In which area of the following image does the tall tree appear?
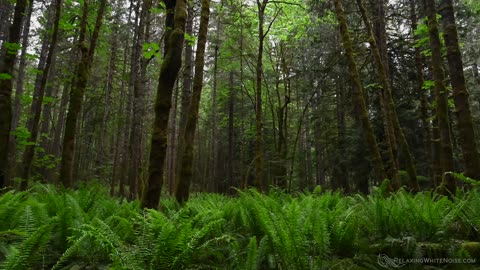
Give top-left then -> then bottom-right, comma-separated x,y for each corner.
59,0 -> 107,187
439,0 -> 480,180
333,0 -> 388,184
0,0 -> 29,188
409,0 -> 432,178
175,0 -> 210,203
20,0 -> 63,189
142,0 -> 187,209
255,0 -> 268,191
423,0 -> 455,193
128,0 -> 153,199
356,0 -> 419,191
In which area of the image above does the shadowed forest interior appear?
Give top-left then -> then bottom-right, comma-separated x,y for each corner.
1,0 -> 480,269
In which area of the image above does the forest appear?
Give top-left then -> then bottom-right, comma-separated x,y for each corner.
1,0 -> 480,268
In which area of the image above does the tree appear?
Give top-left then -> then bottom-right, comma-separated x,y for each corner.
142,0 -> 187,209
423,0 -> 455,194
59,0 -> 107,188
175,0 -> 210,203
356,0 -> 419,191
333,0 -> 388,184
20,0 -> 63,189
439,0 -> 480,180
0,0 -> 29,188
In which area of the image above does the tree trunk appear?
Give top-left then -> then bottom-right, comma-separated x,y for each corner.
255,0 -> 268,191
59,0 -> 107,188
423,0 -> 455,194
211,44 -> 219,192
410,0 -> 432,178
9,0 -> 34,181
228,71 -> 235,192
0,1 -> 13,45
12,0 -> 34,135
174,5 -> 194,193
175,0 -> 210,203
439,0 -> 480,180
333,81 -> 349,192
142,0 -> 187,208
20,0 -> 63,189
0,0 -> 28,188
129,0 -> 152,200
357,0 -> 419,191
333,0 -> 388,183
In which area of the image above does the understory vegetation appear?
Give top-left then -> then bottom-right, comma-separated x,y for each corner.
1,183 -> 480,270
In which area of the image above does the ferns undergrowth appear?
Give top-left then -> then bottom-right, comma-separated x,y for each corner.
0,184 -> 479,269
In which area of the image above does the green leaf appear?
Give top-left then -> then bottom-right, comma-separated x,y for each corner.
3,42 -> 21,55
142,42 -> 161,59
422,80 -> 434,90
184,33 -> 197,46
0,73 -> 13,80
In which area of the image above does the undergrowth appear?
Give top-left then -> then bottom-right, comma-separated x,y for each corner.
0,183 -> 479,269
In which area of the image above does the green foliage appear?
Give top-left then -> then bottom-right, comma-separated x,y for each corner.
0,184 -> 479,269
0,73 -> 13,80
142,42 -> 161,59
3,42 -> 21,55
422,80 -> 435,91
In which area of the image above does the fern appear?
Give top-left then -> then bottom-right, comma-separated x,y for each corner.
2,217 -> 56,270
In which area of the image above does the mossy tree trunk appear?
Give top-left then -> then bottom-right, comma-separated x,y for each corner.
141,0 -> 187,209
333,0 -> 388,183
423,0 -> 456,194
172,5 -> 194,195
439,0 -> 480,180
59,0 -> 107,188
356,0 -> 420,191
175,0 -> 210,203
0,0 -> 28,188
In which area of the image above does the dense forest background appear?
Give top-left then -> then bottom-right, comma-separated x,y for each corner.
1,0 -> 480,206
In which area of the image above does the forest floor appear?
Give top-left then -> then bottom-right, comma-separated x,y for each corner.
1,183 -> 480,269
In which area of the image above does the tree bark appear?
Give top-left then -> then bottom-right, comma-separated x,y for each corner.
439,0 -> 480,180
142,0 -> 187,208
59,0 -> 107,188
0,0 -> 28,188
173,3 -> 195,194
333,0 -> 388,183
175,0 -> 210,203
423,0 -> 455,194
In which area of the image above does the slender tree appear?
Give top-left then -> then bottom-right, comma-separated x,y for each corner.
255,0 -> 268,191
142,0 -> 187,209
20,0 -> 63,189
333,0 -> 388,183
175,0 -> 210,203
59,0 -> 107,187
356,0 -> 419,191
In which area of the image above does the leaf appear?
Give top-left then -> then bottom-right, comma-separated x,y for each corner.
184,33 -> 197,46
422,80 -> 435,90
142,42 -> 161,59
0,73 -> 13,80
